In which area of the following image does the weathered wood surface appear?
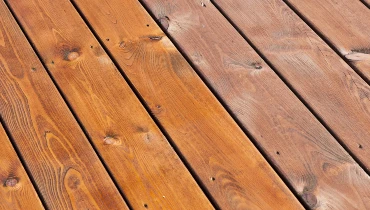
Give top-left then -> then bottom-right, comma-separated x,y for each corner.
213,0 -> 370,171
0,122 -> 44,210
362,0 -> 370,7
0,2 -> 129,209
71,0 -> 304,209
285,0 -> 370,81
6,0 -> 213,209
142,0 -> 370,209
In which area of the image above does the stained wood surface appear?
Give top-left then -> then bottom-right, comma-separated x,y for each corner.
213,0 -> 370,171
0,2 -> 129,209
363,0 -> 370,6
0,122 -> 44,210
285,0 -> 370,81
6,0 -> 213,209
142,0 -> 370,209
70,0 -> 304,209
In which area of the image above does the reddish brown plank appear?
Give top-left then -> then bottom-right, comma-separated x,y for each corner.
0,122 -> 44,210
6,0 -> 213,209
70,0 -> 304,209
0,2 -> 129,209
142,0 -> 370,209
285,0 -> 370,81
213,0 -> 370,171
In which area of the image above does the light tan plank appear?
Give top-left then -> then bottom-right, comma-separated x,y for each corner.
70,0 -> 304,209
6,0 -> 214,209
286,0 -> 370,81
0,2 -> 128,209
142,0 -> 370,209
0,122 -> 44,210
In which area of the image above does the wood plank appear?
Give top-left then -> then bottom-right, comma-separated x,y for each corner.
213,0 -> 370,171
363,0 -> 370,7
285,0 -> 370,81
70,0 -> 304,209
0,122 -> 44,210
142,0 -> 370,209
6,1 -> 213,209
0,2 -> 129,209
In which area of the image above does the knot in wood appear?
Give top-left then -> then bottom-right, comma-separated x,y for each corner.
158,16 -> 170,30
104,136 -> 116,145
5,177 -> 18,187
302,192 -> 317,208
252,62 -> 262,69
67,51 -> 80,61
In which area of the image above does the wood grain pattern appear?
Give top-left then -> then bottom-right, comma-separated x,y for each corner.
285,0 -> 370,81
0,2 -> 128,209
0,122 -> 44,210
362,0 -> 370,7
6,0 -> 213,209
71,0 -> 304,209
213,0 -> 370,172
142,0 -> 370,209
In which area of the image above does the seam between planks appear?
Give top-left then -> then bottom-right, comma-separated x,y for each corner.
3,2 -> 133,209
359,0 -> 370,9
210,0 -> 370,178
0,116 -> 48,209
281,0 -> 370,84
137,0 -> 309,209
280,0 -> 370,172
68,0 -> 220,208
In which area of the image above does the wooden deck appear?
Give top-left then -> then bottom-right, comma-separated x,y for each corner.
0,0 -> 369,209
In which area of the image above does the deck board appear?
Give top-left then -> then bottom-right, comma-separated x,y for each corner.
141,0 -> 370,209
6,0 -> 213,209
70,0 -> 304,209
213,0 -> 370,172
0,122 -> 44,210
1,0 -> 370,209
0,2 -> 128,209
285,0 -> 370,81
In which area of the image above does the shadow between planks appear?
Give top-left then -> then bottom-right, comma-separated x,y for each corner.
283,0 -> 370,83
2,0 -> 370,209
3,0 -> 304,209
0,120 -> 44,209
142,0 -> 370,209
3,0 -> 212,209
0,1 -> 130,209
210,0 -> 370,170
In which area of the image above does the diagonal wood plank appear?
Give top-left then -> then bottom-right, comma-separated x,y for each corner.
141,0 -> 370,209
6,0 -> 213,209
363,0 -> 370,6
284,0 -> 370,81
213,0 -> 370,178
0,122 -> 44,210
70,0 -> 304,209
0,2 -> 129,209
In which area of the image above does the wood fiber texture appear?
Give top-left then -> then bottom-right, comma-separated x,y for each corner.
143,0 -> 370,209
0,123 -> 44,210
286,0 -> 370,81
0,2 -> 128,209
6,0 -> 213,209
71,0 -> 304,209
